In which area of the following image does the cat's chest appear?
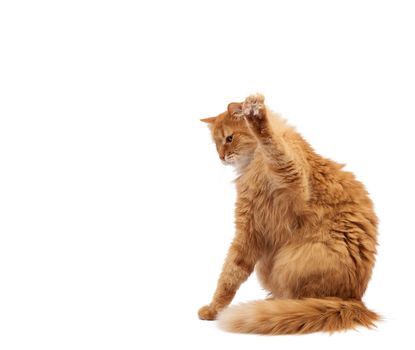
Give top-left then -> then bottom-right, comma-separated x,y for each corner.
236,175 -> 289,233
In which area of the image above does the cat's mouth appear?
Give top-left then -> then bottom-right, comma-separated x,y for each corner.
223,154 -> 238,165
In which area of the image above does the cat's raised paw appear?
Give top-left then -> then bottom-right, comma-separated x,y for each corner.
198,304 -> 218,320
242,93 -> 265,118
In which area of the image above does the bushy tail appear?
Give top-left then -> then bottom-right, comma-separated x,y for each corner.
217,298 -> 379,335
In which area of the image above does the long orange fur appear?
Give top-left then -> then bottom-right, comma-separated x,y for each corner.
198,94 -> 379,335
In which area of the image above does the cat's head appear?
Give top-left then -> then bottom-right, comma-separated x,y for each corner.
201,102 -> 257,168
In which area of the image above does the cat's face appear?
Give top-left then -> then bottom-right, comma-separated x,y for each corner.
201,104 -> 257,168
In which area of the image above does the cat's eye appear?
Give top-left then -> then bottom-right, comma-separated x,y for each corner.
226,135 -> 233,143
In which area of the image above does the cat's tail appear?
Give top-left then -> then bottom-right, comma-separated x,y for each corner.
217,298 -> 379,335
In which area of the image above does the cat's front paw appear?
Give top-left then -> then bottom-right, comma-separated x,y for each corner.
242,93 -> 265,119
198,304 -> 218,320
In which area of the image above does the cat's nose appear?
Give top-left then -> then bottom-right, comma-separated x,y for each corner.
219,153 -> 225,161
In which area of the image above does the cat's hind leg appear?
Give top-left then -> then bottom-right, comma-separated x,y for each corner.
269,241 -> 359,300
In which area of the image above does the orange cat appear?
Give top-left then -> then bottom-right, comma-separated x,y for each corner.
199,94 -> 379,335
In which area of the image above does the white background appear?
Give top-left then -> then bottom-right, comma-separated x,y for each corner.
1,1 -> 414,349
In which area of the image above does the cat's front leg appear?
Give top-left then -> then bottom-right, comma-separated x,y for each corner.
236,94 -> 306,189
198,234 -> 260,320
240,93 -> 273,141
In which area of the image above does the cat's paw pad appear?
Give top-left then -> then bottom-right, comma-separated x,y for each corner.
242,93 -> 265,118
198,305 -> 217,320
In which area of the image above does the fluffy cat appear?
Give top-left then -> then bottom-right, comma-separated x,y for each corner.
199,94 -> 379,335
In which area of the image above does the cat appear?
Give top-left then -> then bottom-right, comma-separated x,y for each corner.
198,94 -> 379,335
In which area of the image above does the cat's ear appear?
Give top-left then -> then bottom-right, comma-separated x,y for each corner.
227,102 -> 243,118
200,117 -> 217,124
